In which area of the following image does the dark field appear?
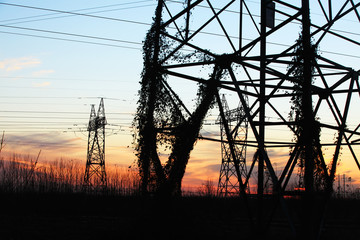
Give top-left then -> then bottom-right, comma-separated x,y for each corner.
0,193 -> 359,240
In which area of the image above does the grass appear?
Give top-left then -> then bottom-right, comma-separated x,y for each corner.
1,152 -> 360,239
0,152 -> 140,195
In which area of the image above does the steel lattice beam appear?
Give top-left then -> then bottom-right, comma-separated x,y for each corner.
138,0 -> 360,237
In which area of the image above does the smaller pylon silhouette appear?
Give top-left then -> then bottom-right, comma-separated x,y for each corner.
83,98 -> 107,191
216,94 -> 249,196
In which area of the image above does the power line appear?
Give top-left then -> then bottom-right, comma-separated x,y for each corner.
5,0 -> 359,36
3,137 -> 131,149
0,24 -> 143,46
0,116 -> 132,121
0,110 -> 132,115
2,5 -> 157,27
0,76 -> 131,82
0,2 -> 152,27
0,102 -> 97,106
2,140 -> 85,148
0,84 -> 136,92
0,0 -> 356,142
0,122 -> 131,126
0,121 -> 126,126
0,31 -> 142,50
0,0 -> 155,24
0,102 -> 131,106
1,126 -> 122,130
6,1 -> 359,39
0,2 -> 151,50
2,27 -> 359,60
0,96 -> 128,100
1,2 -> 358,59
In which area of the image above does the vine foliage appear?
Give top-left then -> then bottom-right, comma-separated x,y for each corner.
133,2 -> 221,196
288,33 -> 327,191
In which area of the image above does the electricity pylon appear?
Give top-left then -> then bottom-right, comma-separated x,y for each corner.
83,98 -> 107,191
216,94 -> 249,196
140,0 -> 360,237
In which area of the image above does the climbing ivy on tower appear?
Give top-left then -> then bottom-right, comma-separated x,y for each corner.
133,0 -> 222,196
288,33 -> 327,191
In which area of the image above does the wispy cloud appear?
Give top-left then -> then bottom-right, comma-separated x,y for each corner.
32,81 -> 51,87
4,133 -> 84,155
32,69 -> 54,77
0,57 -> 41,72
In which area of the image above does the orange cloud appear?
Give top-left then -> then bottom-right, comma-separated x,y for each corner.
182,140 -> 221,187
32,81 -> 51,87
0,57 -> 41,71
2,133 -> 85,162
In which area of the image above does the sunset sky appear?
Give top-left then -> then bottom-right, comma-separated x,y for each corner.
1,0 -> 360,189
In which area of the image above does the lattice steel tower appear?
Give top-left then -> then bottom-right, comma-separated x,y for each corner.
139,0 -> 360,237
217,94 -> 249,196
83,98 -> 107,190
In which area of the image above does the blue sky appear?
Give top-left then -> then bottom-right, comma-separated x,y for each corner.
0,0 -> 157,164
1,0 -> 360,188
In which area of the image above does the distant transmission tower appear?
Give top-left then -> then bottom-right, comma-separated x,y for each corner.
216,94 -> 249,196
83,98 -> 107,191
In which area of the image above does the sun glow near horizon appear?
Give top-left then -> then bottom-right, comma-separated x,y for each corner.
0,0 -> 359,194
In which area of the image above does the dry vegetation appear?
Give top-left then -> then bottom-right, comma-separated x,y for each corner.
0,153 -> 360,240
0,153 -> 140,195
